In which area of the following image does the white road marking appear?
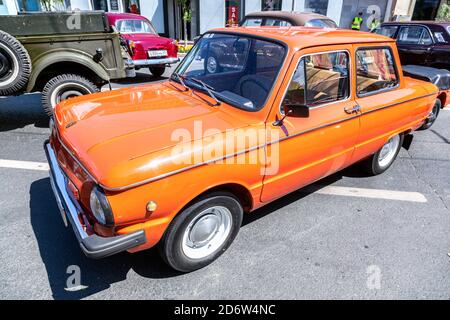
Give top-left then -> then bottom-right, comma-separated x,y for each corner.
305,185 -> 427,203
0,159 -> 428,203
0,159 -> 49,171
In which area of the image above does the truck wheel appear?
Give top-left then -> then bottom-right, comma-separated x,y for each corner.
363,134 -> 404,175
0,31 -> 32,95
419,99 -> 441,130
41,74 -> 99,116
159,192 -> 243,272
149,66 -> 165,78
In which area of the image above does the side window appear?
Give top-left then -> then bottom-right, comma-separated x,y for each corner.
356,48 -> 398,96
282,51 -> 350,109
398,26 -> 432,45
242,18 -> 263,26
376,26 -> 398,38
264,19 -> 292,27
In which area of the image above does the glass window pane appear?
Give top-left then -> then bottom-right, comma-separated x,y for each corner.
398,26 -> 431,45
283,59 -> 306,108
305,19 -> 337,28
376,26 -> 398,38
242,18 -> 263,26
356,48 -> 398,95
261,0 -> 282,11
265,19 -> 292,27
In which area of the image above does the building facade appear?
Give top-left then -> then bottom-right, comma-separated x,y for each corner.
1,0 -> 448,38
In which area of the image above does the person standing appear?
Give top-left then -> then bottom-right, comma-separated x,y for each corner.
369,11 -> 380,31
351,12 -> 364,31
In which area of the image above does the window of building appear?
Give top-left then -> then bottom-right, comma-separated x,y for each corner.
283,51 -> 349,109
356,48 -> 398,96
261,0 -> 282,11
397,26 -> 433,45
304,0 -> 329,16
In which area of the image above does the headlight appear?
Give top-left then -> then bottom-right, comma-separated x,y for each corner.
89,187 -> 114,226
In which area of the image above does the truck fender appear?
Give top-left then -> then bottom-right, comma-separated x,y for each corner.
26,49 -> 109,92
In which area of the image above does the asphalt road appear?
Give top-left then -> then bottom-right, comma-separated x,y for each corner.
0,68 -> 449,300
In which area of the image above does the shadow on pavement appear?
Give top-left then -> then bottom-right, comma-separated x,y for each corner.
30,165 -> 362,299
0,93 -> 49,131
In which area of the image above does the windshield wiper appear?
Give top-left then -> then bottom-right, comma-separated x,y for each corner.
180,75 -> 221,106
170,72 -> 189,92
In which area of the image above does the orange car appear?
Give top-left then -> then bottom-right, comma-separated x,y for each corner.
45,27 -> 439,272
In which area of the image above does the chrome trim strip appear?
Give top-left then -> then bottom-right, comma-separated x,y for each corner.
55,93 -> 435,192
46,143 -> 89,240
133,57 -> 180,66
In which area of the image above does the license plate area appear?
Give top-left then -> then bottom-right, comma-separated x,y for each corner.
148,49 -> 168,58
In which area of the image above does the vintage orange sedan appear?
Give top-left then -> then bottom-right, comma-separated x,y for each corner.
45,27 -> 439,272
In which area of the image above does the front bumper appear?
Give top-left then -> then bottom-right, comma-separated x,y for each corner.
44,141 -> 146,259
133,57 -> 180,67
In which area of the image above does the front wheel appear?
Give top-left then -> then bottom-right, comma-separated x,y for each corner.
41,74 -> 100,116
159,192 -> 243,272
149,66 -> 165,78
419,99 -> 441,130
363,134 -> 404,175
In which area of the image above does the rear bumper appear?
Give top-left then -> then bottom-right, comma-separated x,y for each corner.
44,141 -> 146,259
133,57 -> 179,67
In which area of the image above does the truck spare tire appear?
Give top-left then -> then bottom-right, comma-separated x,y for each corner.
0,30 -> 32,95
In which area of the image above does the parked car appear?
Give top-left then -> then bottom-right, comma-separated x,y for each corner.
0,11 -> 135,115
106,13 -> 179,78
45,27 -> 440,272
374,21 -> 450,71
240,11 -> 338,28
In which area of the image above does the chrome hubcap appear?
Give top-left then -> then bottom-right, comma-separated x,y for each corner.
182,206 -> 232,259
206,57 -> 217,73
378,135 -> 400,168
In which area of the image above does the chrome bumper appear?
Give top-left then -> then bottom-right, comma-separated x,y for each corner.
44,141 -> 146,259
133,57 -> 180,66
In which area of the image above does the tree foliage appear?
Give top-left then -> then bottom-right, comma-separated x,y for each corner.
436,3 -> 450,22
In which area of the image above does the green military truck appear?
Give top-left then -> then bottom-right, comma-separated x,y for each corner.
0,11 -> 135,115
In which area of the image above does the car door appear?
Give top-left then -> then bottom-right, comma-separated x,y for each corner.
261,45 -> 360,203
352,44 -> 429,161
396,25 -> 433,65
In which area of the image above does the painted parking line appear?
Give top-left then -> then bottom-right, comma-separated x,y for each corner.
0,159 -> 428,203
304,185 -> 427,203
0,159 -> 49,171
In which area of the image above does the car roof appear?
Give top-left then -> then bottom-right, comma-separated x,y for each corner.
382,21 -> 450,27
243,11 -> 333,24
210,26 -> 394,48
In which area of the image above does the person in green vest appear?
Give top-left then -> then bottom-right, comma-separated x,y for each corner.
351,12 -> 364,31
369,10 -> 380,31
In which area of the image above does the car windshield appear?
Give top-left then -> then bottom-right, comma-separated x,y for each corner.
116,19 -> 157,34
172,33 -> 286,111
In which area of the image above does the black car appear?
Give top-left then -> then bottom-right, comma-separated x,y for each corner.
375,21 -> 450,71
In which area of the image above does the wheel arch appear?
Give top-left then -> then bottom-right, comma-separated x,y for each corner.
27,51 -> 109,92
437,92 -> 446,108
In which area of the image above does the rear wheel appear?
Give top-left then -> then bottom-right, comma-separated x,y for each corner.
363,134 -> 404,175
0,31 -> 31,95
149,65 -> 165,78
159,192 -> 243,272
41,74 -> 99,116
419,99 -> 441,130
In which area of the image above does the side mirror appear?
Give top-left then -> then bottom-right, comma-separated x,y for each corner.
273,104 -> 309,126
283,104 -> 309,118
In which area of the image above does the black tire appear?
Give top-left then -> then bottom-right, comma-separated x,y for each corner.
159,192 -> 243,272
362,134 -> 404,176
419,99 -> 441,130
0,31 -> 32,95
41,74 -> 99,116
149,66 -> 165,78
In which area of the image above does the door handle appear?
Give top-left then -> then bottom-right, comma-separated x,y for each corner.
344,105 -> 361,114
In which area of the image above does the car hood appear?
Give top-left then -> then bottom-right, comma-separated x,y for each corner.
54,83 -> 253,190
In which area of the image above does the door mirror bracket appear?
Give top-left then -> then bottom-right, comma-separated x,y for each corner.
273,104 -> 309,126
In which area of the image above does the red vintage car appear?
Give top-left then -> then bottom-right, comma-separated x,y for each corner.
106,13 -> 179,77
